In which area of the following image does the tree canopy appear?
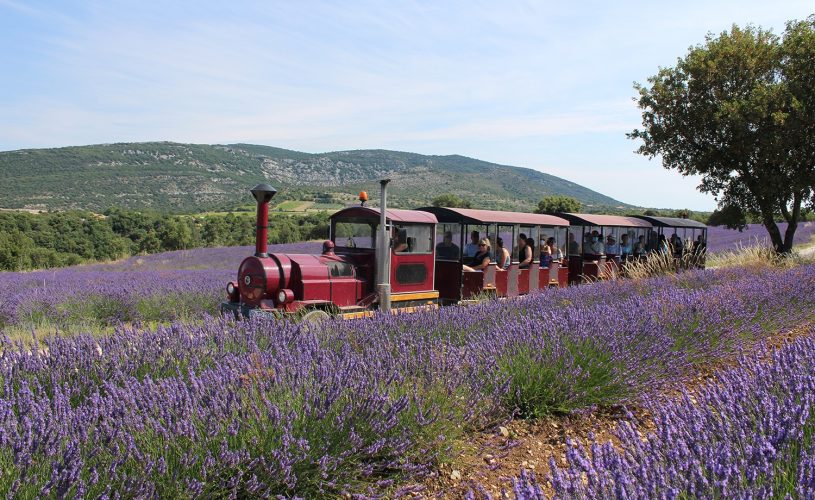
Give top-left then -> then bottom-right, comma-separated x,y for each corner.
629,17 -> 815,253
534,195 -> 581,214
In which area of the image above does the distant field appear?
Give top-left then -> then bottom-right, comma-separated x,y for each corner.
707,221 -> 815,253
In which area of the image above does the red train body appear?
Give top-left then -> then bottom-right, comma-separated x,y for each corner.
221,183 -> 708,319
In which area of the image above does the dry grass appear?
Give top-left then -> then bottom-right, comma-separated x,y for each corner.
622,250 -> 706,280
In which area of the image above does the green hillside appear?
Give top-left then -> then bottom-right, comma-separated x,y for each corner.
0,142 -> 629,213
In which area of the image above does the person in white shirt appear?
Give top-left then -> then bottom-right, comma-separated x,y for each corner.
463,231 -> 480,258
605,235 -> 620,257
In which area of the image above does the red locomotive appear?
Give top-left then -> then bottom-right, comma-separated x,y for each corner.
221,181 -> 708,320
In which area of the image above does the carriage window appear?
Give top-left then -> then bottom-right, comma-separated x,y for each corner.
435,223 -> 462,261
333,220 -> 376,249
392,224 -> 433,254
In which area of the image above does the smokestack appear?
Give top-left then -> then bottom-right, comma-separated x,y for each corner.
250,183 -> 277,257
377,179 -> 392,312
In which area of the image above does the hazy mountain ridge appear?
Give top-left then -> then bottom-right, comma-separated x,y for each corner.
0,142 -> 629,212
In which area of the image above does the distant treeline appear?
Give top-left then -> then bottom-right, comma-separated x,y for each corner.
0,209 -> 329,271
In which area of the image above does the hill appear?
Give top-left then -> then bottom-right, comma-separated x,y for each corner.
0,142 -> 629,213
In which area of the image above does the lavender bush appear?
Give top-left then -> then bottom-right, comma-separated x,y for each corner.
502,330 -> 815,499
1,264 -> 814,496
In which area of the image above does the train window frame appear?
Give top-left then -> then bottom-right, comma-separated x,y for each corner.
392,223 -> 433,255
435,223 -> 463,261
331,217 -> 378,250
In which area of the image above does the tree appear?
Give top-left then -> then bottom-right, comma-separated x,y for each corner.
534,195 -> 581,214
431,193 -> 472,209
707,204 -> 749,229
629,18 -> 815,253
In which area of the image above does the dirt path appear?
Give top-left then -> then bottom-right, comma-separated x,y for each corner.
410,322 -> 815,498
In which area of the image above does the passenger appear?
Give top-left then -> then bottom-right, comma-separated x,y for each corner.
619,234 -> 633,258
568,233 -> 580,255
496,237 -> 511,269
435,231 -> 460,260
462,238 -> 492,272
540,238 -> 553,267
694,234 -> 706,254
546,237 -> 563,262
589,232 -> 605,255
391,230 -> 408,253
669,232 -> 683,255
634,235 -> 647,257
463,231 -> 480,258
658,234 -> 670,255
605,235 -> 620,257
517,233 -> 532,269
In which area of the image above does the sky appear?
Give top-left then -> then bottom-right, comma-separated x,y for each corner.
1,1 -> 812,210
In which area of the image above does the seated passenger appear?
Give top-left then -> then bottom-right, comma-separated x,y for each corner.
540,238 -> 553,267
392,233 -> 408,253
658,234 -> 670,255
589,233 -> 605,255
517,233 -> 532,269
568,233 -> 580,256
605,235 -> 620,257
669,232 -> 683,255
463,231 -> 480,258
619,234 -> 633,258
694,234 -> 706,254
546,237 -> 563,262
634,235 -> 647,257
462,239 -> 492,271
436,231 -> 460,260
496,237 -> 511,270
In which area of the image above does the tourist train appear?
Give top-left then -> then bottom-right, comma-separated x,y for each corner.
221,181 -> 707,321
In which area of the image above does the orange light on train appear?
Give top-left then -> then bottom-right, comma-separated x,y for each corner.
358,191 -> 368,202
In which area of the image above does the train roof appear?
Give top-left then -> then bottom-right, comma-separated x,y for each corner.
416,207 -> 569,226
630,215 -> 708,229
554,213 -> 653,228
330,206 -> 438,224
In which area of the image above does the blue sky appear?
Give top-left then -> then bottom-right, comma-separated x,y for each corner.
1,1 -> 812,210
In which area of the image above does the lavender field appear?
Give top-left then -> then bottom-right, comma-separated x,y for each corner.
0,243 -> 320,329
1,264 -> 814,496
507,330 -> 815,498
706,221 -> 815,253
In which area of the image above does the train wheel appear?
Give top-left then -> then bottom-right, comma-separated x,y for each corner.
301,309 -> 330,324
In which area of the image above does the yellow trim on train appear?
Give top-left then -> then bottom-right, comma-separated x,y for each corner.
389,291 -> 440,302
339,302 -> 438,320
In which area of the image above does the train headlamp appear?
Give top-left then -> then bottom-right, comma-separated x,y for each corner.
227,282 -> 235,295
277,289 -> 294,304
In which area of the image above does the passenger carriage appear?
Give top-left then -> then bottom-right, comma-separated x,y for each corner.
551,213 -> 652,283
631,215 -> 708,257
415,207 -> 570,304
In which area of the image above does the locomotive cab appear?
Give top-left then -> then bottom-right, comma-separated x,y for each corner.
221,186 -> 439,320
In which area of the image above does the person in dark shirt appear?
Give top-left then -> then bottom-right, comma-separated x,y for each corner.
435,231 -> 460,260
462,238 -> 492,271
517,233 -> 532,269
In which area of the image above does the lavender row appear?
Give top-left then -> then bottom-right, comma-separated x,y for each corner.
1,265 -> 815,496
503,329 -> 815,499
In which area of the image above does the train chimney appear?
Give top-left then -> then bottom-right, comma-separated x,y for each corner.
250,183 -> 277,257
377,179 -> 392,312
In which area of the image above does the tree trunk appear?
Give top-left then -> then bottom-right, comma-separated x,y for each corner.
779,191 -> 803,254
762,216 -> 785,253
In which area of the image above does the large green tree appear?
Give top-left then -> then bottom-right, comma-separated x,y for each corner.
431,193 -> 472,208
534,195 -> 581,214
629,18 -> 815,253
